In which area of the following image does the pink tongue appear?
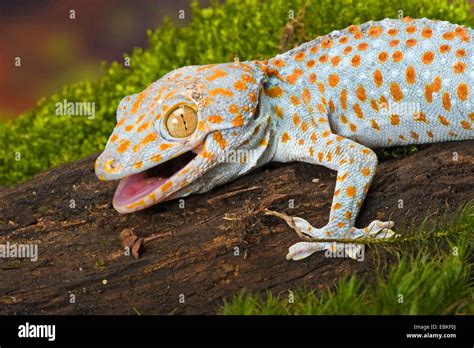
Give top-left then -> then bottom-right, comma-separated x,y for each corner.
113,171 -> 167,206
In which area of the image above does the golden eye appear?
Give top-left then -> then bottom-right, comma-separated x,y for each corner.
165,105 -> 198,138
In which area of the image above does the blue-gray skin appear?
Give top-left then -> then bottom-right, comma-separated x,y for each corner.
96,17 -> 474,260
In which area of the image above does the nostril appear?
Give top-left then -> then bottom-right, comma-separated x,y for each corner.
104,158 -> 117,170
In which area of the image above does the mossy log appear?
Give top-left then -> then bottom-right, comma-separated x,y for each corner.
0,141 -> 472,314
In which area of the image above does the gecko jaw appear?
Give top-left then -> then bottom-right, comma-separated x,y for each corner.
112,147 -> 200,213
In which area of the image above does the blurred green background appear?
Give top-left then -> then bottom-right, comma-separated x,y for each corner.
1,0 -> 474,185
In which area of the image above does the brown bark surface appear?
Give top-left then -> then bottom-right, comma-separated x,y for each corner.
0,141 -> 472,314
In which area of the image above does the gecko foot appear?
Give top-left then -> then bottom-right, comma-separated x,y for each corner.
263,209 -> 397,261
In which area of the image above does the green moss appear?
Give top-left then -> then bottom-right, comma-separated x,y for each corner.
221,201 -> 474,315
1,0 -> 474,185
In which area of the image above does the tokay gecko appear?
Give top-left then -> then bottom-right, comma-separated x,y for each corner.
96,17 -> 474,261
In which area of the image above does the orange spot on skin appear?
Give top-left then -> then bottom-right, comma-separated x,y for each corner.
301,121 -> 308,133
234,80 -> 247,91
411,131 -> 419,140
456,49 -> 466,58
442,93 -> 451,111
318,54 -> 328,64
378,51 -> 388,63
413,112 -> 427,123
390,114 -> 400,126
160,143 -> 174,151
274,106 -> 284,119
318,82 -> 325,94
317,152 -> 324,162
265,86 -> 283,98
361,167 -> 370,177
328,74 -> 339,87
302,88 -> 311,104
137,121 -> 150,133
125,125 -> 134,132
432,77 -> 441,92
439,44 -> 451,54
353,104 -> 364,119
292,113 -> 301,126
346,186 -> 356,198
308,73 -> 317,83
453,62 -> 466,74
392,50 -> 403,62
370,99 -> 379,112
205,69 -> 227,81
209,88 -> 233,97
373,70 -> 383,87
405,66 -> 416,85
406,38 -> 417,47
134,161 -> 143,169
351,55 -> 361,67
161,181 -> 173,192
349,123 -> 357,132
272,58 -> 286,68
387,28 -> 398,36
150,154 -> 162,162
457,83 -> 468,101
228,104 -> 239,113
343,46 -> 353,55
421,27 -> 432,38
110,134 -> 118,143
469,113 -> 474,122
371,119 -> 380,131
330,56 -> 341,67
390,82 -> 404,102
281,132 -> 290,144
345,211 -> 352,220
406,25 -> 417,34
356,84 -> 366,102
249,92 -> 257,103
207,115 -> 224,124
306,59 -> 316,68
286,69 -> 304,84
213,131 -> 227,149
117,140 -> 130,153
294,51 -> 305,61
357,42 -> 368,51
290,95 -> 300,106
333,202 -> 342,210
389,39 -> 400,47
321,38 -> 333,49
461,120 -> 472,130
438,115 -> 450,126
231,114 -> 244,127
329,100 -> 335,113
425,84 -> 433,103
339,36 -> 348,44
131,92 -> 146,114
368,25 -> 382,38
442,32 -> 455,40
309,45 -> 319,54
116,118 -> 126,127
340,89 -> 347,110
422,51 -> 435,64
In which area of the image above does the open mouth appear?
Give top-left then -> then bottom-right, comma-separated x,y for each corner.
113,150 -> 197,207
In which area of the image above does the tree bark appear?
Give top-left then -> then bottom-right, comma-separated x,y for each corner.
0,141 -> 472,314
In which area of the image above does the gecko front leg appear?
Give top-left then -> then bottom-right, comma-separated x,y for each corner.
272,130 -> 396,261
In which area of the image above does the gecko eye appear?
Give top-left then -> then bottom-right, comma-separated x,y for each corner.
164,105 -> 198,138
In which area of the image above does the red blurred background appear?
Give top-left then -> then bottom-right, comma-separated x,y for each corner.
0,0 -> 211,120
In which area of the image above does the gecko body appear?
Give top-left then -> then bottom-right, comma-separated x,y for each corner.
96,17 -> 474,260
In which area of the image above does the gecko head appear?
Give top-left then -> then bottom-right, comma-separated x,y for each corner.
95,61 -> 271,213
